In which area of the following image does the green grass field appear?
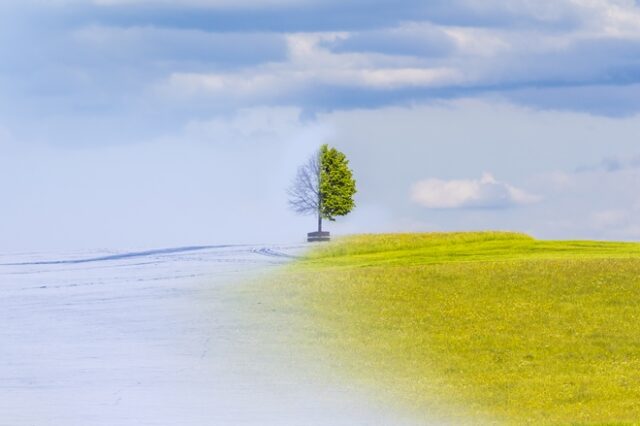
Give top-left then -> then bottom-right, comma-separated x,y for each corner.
249,232 -> 640,425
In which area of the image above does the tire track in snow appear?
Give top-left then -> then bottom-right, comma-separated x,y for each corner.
0,245 -> 237,266
251,247 -> 301,259
2,244 -> 303,267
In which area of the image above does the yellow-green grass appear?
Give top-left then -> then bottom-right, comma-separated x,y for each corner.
249,232 -> 640,425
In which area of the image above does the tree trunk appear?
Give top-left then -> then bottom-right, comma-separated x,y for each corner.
317,193 -> 323,233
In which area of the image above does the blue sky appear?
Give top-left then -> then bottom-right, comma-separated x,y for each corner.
3,0 -> 640,250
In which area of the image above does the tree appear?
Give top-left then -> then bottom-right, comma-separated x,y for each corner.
288,144 -> 356,233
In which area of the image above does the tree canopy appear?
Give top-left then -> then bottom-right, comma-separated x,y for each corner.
319,144 -> 356,221
288,144 -> 356,232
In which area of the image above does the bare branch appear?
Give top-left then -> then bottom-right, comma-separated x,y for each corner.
287,150 -> 320,216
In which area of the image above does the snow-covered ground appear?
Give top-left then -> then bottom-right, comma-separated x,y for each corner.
0,244 -> 419,425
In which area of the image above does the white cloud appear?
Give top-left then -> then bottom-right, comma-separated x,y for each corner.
410,172 -> 540,209
167,66 -> 460,96
150,5 -> 640,112
10,0 -> 640,118
159,33 -> 464,101
444,27 -> 513,57
570,0 -> 640,38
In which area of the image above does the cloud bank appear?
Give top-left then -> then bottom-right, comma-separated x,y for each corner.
5,0 -> 640,129
410,173 -> 540,209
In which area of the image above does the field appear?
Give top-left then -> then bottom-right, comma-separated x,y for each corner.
246,232 -> 640,425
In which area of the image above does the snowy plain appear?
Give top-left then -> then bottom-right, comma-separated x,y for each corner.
0,244 -> 420,425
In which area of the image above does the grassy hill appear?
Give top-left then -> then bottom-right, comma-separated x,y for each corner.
247,232 -> 640,424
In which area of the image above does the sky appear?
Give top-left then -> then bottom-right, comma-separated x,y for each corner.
3,0 -> 640,251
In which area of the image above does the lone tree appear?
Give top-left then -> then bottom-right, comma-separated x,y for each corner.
288,144 -> 356,241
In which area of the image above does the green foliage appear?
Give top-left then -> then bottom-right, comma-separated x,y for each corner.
319,144 -> 357,221
252,232 -> 640,425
